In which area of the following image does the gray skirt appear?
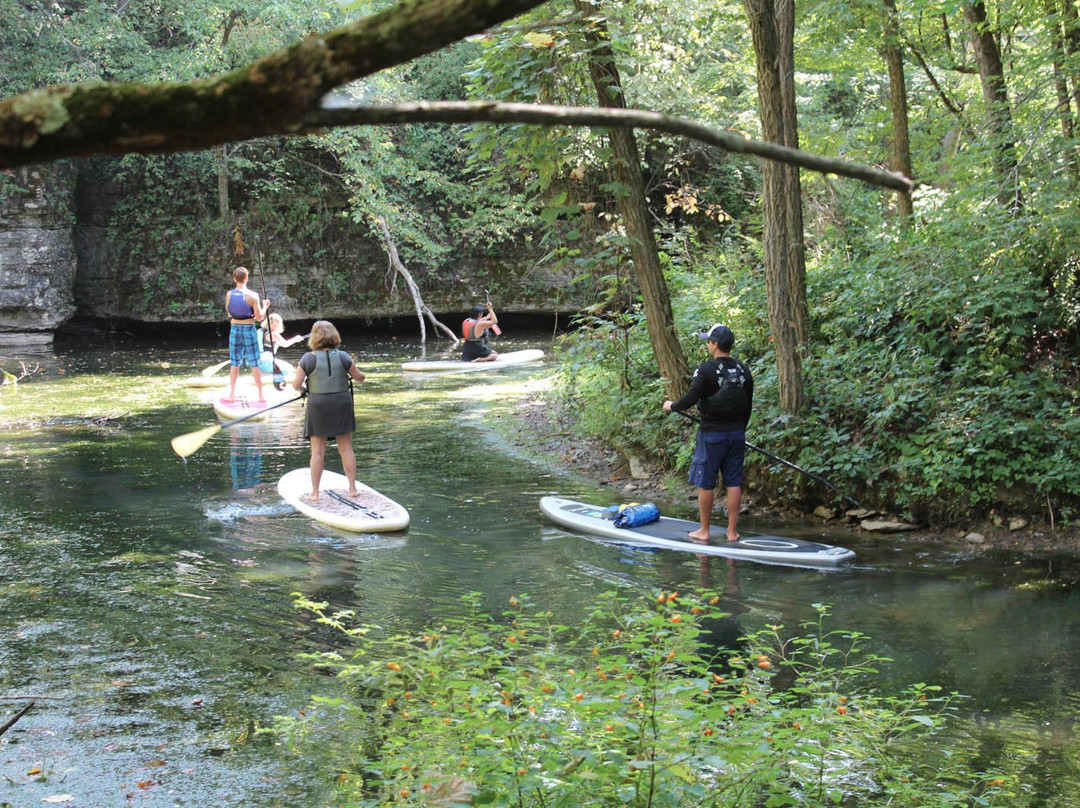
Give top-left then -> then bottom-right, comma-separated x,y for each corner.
303,390 -> 356,438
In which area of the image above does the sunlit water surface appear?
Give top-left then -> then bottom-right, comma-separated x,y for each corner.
1,334 -> 1079,806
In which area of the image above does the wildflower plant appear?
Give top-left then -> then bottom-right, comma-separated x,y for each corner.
280,591 -> 1009,806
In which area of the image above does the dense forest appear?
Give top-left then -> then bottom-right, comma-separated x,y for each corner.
2,0 -> 1080,526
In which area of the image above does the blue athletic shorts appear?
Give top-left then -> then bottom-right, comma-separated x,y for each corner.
688,430 -> 746,490
229,324 -> 261,368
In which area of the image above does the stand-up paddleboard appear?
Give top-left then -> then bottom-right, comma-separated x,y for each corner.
185,375 -> 229,388
277,468 -> 410,533
212,386 -> 291,421
401,348 -> 544,373
187,359 -> 294,388
540,496 -> 855,568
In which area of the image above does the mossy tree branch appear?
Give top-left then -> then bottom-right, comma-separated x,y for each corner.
0,0 -> 912,193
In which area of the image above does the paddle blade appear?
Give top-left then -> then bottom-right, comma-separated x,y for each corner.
201,359 -> 230,378
171,424 -> 222,458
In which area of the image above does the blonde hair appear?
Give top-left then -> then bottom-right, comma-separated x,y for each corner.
233,266 -> 248,282
268,312 -> 284,330
308,320 -> 341,350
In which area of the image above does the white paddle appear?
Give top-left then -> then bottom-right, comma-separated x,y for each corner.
200,359 -> 231,377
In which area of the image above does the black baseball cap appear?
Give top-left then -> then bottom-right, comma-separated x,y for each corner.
697,323 -> 734,349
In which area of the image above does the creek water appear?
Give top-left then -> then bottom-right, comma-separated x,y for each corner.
2,333 -> 1079,806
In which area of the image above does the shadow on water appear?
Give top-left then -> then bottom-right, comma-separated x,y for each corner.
2,334 -> 1080,804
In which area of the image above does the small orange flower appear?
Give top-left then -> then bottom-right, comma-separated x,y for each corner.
400,789 -> 410,797
506,636 -> 518,643
517,767 -> 527,775
709,596 -> 720,605
670,591 -> 679,600
988,779 -> 1005,787
703,727 -> 713,736
574,692 -> 585,701
387,662 -> 401,671
692,607 -> 703,614
793,722 -> 803,730
712,674 -> 726,683
758,660 -> 772,670
838,706 -> 848,715
671,615 -> 682,623
657,593 -> 667,603
612,630 -> 622,638
509,596 -> 519,605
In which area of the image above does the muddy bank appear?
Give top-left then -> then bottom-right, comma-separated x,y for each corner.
503,391 -> 1080,557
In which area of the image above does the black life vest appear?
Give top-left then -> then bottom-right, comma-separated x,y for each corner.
306,350 -> 350,395
699,357 -> 750,420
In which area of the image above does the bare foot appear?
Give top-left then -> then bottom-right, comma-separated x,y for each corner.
726,531 -> 740,543
300,492 -> 320,503
688,529 -> 710,545
348,490 -> 359,498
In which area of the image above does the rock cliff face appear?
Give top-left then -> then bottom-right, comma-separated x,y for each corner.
0,159 -> 588,344
0,165 -> 78,346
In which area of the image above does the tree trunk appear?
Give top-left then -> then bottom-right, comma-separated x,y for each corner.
743,0 -> 808,413
217,145 -> 230,218
1046,0 -> 1075,139
1061,0 -> 1080,131
883,0 -> 914,219
573,0 -> 690,400
962,0 -> 1022,211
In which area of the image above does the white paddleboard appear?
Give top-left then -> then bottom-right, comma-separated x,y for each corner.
185,375 -> 229,388
540,496 -> 855,568
189,359 -> 293,388
401,348 -> 544,373
278,468 -> 410,533
212,385 -> 291,421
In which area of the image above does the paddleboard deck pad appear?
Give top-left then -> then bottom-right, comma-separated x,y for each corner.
278,468 -> 410,533
401,348 -> 544,373
540,496 -> 855,567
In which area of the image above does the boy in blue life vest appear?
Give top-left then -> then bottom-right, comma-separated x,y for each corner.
663,324 -> 754,544
224,266 -> 270,403
461,303 -> 500,362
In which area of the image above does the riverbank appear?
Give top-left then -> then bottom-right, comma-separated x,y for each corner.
500,384 -> 1080,558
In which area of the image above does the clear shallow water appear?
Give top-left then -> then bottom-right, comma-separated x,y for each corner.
1,334 -> 1079,805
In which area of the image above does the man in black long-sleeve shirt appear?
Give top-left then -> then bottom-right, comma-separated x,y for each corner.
663,324 -> 753,543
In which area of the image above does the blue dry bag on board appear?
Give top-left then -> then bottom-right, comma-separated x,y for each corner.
613,502 -> 660,528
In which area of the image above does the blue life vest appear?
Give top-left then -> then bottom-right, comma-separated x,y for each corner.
227,289 -> 255,319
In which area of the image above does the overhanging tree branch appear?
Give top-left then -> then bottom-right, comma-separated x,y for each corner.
309,101 -> 913,191
0,0 -> 548,167
0,0 -> 912,193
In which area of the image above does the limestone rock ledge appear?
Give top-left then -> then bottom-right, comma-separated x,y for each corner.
0,165 -> 77,342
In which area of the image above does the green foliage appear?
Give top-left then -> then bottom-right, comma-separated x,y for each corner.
554,180 -> 1080,524
277,592 -> 1006,806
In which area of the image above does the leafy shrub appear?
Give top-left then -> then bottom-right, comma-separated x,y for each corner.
277,592 -> 1007,806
